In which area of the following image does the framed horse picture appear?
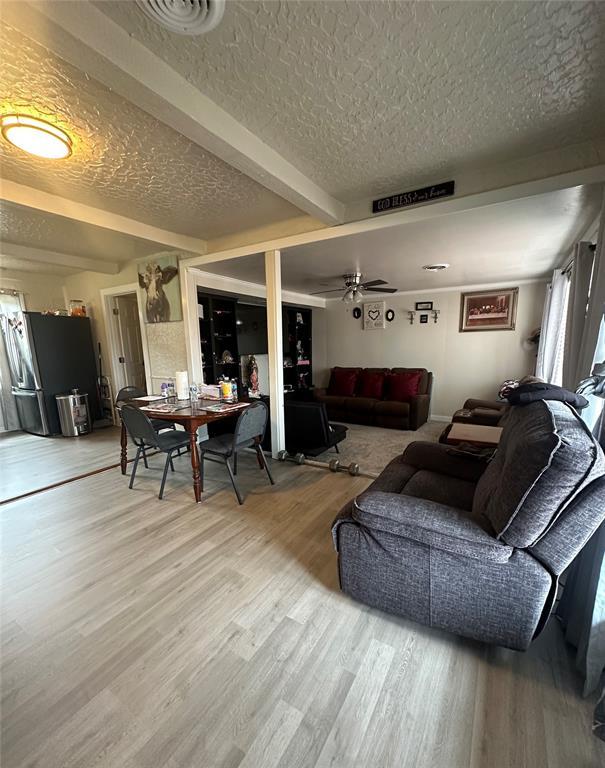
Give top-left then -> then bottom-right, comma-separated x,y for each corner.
459,287 -> 518,332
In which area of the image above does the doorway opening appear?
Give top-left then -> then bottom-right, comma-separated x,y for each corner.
111,293 -> 146,392
101,284 -> 151,422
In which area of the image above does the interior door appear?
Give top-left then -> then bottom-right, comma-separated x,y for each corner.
113,295 -> 146,392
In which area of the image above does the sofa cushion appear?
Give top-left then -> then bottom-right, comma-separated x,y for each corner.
392,368 -> 430,395
328,367 -> 360,397
403,470 -> 476,512
345,396 -> 379,413
374,400 -> 410,417
365,455 -> 418,494
357,369 -> 386,399
473,400 -> 605,548
384,370 -> 423,402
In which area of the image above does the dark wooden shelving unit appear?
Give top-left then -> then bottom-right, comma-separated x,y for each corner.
197,292 -> 313,394
197,293 -> 240,385
283,307 -> 313,392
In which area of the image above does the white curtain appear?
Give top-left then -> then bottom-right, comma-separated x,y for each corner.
563,241 -> 600,390
557,190 -> 605,697
536,269 -> 570,385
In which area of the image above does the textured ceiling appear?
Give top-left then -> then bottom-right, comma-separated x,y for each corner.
200,185 -> 602,293
0,201 -> 176,266
0,24 -> 304,239
99,0 -> 605,202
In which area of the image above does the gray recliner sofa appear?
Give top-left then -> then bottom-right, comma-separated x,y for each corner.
332,400 -> 605,650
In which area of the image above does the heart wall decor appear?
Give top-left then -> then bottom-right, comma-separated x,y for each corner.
363,301 -> 386,330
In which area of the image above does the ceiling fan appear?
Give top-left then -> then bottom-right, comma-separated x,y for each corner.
311,272 -> 398,303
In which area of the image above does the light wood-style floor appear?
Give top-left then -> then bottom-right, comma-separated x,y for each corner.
0,426 -> 123,502
1,445 -> 603,767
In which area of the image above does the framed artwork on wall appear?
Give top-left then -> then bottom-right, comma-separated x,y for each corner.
459,287 -> 518,332
137,253 -> 182,323
415,301 -> 433,311
363,301 -> 386,330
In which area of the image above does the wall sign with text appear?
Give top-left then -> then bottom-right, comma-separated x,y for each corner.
372,181 -> 455,214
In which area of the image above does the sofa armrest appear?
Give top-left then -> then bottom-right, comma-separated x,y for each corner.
463,398 -> 507,411
409,394 -> 430,430
402,441 -> 488,482
346,491 -> 512,562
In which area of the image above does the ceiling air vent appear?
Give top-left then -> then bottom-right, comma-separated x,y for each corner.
136,0 -> 225,36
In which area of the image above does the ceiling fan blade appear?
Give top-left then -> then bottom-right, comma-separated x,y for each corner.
310,288 -> 346,295
366,287 -> 398,293
360,279 -> 387,288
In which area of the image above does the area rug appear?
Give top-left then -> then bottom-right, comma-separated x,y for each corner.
314,420 -> 444,476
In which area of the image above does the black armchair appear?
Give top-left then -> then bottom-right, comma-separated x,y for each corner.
285,401 -> 348,457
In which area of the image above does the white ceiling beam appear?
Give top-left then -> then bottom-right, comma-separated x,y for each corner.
6,1 -> 344,225
186,267 -> 327,308
0,179 -> 207,255
1,241 -> 120,275
180,163 -> 605,268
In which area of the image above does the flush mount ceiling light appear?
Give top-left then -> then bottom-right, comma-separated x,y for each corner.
136,0 -> 225,36
422,263 -> 450,272
1,114 -> 72,159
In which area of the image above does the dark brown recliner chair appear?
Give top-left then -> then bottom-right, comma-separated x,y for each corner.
451,398 -> 510,427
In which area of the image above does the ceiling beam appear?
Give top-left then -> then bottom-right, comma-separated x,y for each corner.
6,1 -> 344,225
180,163 -> 605,268
0,180 -> 207,255
1,241 -> 120,275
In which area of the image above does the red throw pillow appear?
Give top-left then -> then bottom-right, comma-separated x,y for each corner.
328,368 -> 359,396
357,370 -> 385,399
384,371 -> 423,402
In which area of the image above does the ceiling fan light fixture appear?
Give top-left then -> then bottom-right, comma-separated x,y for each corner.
353,287 -> 364,303
1,114 -> 72,159
342,287 -> 354,303
422,263 -> 450,272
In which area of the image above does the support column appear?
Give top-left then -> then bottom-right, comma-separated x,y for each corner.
265,249 -> 285,457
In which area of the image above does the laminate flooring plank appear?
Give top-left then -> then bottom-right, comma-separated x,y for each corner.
314,637 -> 395,768
237,698 -> 303,768
2,445 -> 604,768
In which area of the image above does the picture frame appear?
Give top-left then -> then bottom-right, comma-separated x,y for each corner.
459,287 -> 518,332
415,301 -> 433,311
363,301 -> 386,330
137,253 -> 182,323
420,314 -> 428,324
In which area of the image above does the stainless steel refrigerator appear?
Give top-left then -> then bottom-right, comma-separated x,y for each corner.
1,311 -> 100,435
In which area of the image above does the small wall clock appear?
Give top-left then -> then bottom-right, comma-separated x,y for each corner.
352,307 -> 362,319
385,309 -> 395,322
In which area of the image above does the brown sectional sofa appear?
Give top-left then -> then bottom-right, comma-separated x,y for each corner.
314,367 -> 433,430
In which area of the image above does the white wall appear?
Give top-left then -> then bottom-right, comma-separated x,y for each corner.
324,281 -> 546,419
0,269 -> 67,312
62,262 -> 189,395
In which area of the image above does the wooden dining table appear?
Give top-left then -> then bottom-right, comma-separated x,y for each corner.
119,397 -> 251,503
